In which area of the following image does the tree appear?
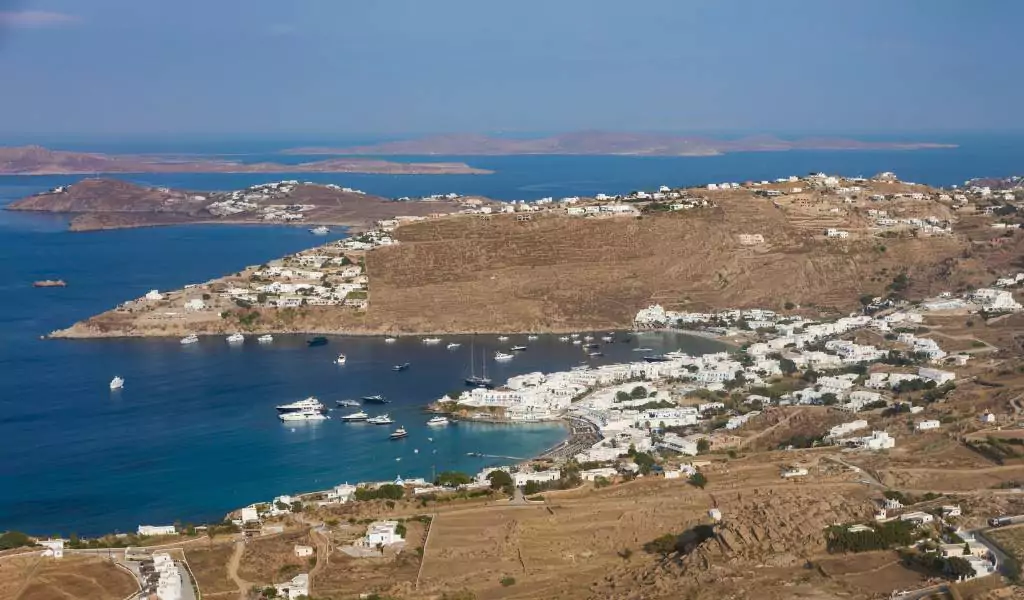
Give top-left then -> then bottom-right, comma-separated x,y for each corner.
696,439 -> 711,454
615,390 -> 631,402
435,471 -> 472,487
487,470 -> 513,491
262,587 -> 278,598
784,301 -> 796,310
779,358 -> 798,376
0,531 -> 33,550
945,556 -> 975,580
290,501 -> 304,513
630,386 -> 648,399
523,480 -> 544,495
633,451 -> 656,475
819,393 -> 838,406
275,501 -> 289,511
689,472 -> 707,489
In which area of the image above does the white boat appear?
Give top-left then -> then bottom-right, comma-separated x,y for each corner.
226,333 -> 245,344
422,337 -> 442,345
632,347 -> 653,352
389,426 -> 409,440
367,414 -> 394,425
558,336 -> 570,342
446,342 -> 461,350
109,376 -> 124,390
497,335 -> 509,341
583,335 -> 594,341
527,335 -> 539,341
180,334 -> 199,345
257,334 -> 274,343
276,397 -> 325,413
384,337 -> 397,344
309,225 -> 331,235
570,333 -> 580,338
335,353 -> 347,365
341,411 -> 369,421
427,416 -> 449,427
280,409 -> 328,422
572,339 -> 582,345
494,351 -> 514,361
336,399 -> 360,407
511,345 -> 527,351
601,335 -> 614,342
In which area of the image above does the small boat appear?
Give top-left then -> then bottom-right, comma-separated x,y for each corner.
257,334 -> 274,343
226,333 -> 245,344
276,397 -> 325,413
632,347 -> 653,352
280,409 -> 328,422
362,395 -> 389,403
180,334 -> 199,345
497,336 -> 509,341
588,351 -> 604,357
511,345 -> 527,352
335,354 -> 347,365
367,414 -> 394,425
307,336 -> 328,347
583,335 -> 594,341
336,399 -> 360,407
33,279 -> 67,288
393,363 -> 410,372
465,375 -> 493,388
446,342 -> 461,350
584,343 -> 600,349
570,333 -> 580,338
422,337 -> 442,345
558,336 -> 570,342
572,339 -> 582,345
309,225 -> 331,235
527,335 -> 539,341
341,411 -> 369,421
427,416 -> 449,427
384,337 -> 397,344
109,376 -> 124,390
389,426 -> 409,440
644,354 -> 672,362
494,351 -> 514,361
601,335 -> 614,342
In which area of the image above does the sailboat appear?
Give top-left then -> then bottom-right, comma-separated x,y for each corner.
464,337 -> 493,388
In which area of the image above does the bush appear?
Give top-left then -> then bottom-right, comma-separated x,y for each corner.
435,471 -> 472,486
500,576 -> 516,586
395,522 -> 407,537
688,472 -> 707,489
826,520 -> 917,553
0,531 -> 33,550
487,470 -> 513,492
630,386 -> 648,399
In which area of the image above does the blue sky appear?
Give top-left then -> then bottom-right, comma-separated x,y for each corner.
0,0 -> 1020,136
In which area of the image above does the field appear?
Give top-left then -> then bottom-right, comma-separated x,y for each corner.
987,524 -> 1024,566
0,555 -> 138,600
237,530 -> 313,586
183,542 -> 238,598
314,519 -> 428,599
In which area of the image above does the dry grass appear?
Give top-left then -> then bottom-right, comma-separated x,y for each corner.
314,519 -> 427,599
237,530 -> 312,585
183,542 -> 237,597
9,556 -> 137,600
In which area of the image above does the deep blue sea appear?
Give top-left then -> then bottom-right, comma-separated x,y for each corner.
1,133 -> 1021,536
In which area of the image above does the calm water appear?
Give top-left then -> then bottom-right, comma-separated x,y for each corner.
1,135 -> 1022,536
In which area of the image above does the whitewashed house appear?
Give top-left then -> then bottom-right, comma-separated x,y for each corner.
363,521 -> 404,547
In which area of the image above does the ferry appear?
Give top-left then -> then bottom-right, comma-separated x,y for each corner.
276,397 -> 326,413
307,336 -> 328,347
367,414 -> 394,425
427,416 -> 450,427
446,342 -> 461,350
340,411 -> 369,421
109,376 -> 124,390
335,354 -> 347,365
180,334 -> 199,345
497,335 -> 509,342
336,399 -> 360,407
257,334 -> 274,343
527,335 -> 539,341
309,225 -> 330,235
226,332 -> 245,344
384,337 -> 397,344
362,395 -> 389,403
494,351 -> 514,361
392,363 -> 410,372
280,409 -> 328,422
389,426 -> 409,440
511,345 -> 527,352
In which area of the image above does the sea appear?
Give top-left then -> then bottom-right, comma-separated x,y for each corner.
1,133 -> 1022,536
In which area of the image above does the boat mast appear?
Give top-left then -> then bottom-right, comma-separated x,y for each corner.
470,336 -> 476,378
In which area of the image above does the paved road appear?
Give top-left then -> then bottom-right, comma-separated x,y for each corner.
177,563 -> 198,600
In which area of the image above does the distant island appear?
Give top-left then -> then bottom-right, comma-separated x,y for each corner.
283,131 -> 956,157
0,145 -> 491,175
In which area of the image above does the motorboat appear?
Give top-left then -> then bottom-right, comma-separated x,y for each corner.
558,336 -> 570,342
389,426 -> 409,440
632,347 -> 654,352
335,354 -> 347,365
494,351 -> 514,361
427,416 -> 450,427
336,399 -> 360,407
180,334 -> 199,345
276,397 -> 326,413
497,335 -> 509,341
280,409 -> 328,422
583,335 -> 594,341
226,333 -> 245,344
307,336 -> 328,347
422,337 -> 442,345
257,334 -> 274,343
527,335 -> 539,341
588,351 -> 604,357
511,345 -> 527,352
384,337 -> 397,344
109,376 -> 124,390
309,225 -> 330,235
572,339 -> 582,345
601,335 -> 614,342
341,411 -> 369,421
367,414 -> 394,425
393,363 -> 410,372
362,395 -> 389,403
446,342 -> 461,350
584,343 -> 600,349
570,333 -> 580,338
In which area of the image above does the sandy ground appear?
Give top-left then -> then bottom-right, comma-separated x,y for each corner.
0,555 -> 137,600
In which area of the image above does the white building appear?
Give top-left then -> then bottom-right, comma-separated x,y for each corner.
294,545 -> 314,558
918,367 -> 955,385
39,539 -> 64,559
138,525 -> 177,537
782,467 -> 808,478
827,420 -> 868,440
153,552 -> 183,600
363,521 -> 404,547
239,506 -> 259,523
858,430 -> 896,450
916,420 -> 941,431
825,228 -> 850,239
514,469 -> 561,487
183,299 -> 206,311
274,574 -> 310,600
582,467 -> 618,481
658,432 -> 699,456
145,289 -> 164,301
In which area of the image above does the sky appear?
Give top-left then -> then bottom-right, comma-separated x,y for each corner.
0,0 -> 1021,137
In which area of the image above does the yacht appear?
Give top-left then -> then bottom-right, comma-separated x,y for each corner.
384,337 -> 397,344
570,333 -> 580,338
494,351 -> 514,361
362,395 -> 389,403
109,376 -> 124,390
511,345 -> 527,352
276,397 -> 326,413
464,338 -> 492,388
497,335 -> 509,342
583,335 -> 594,341
257,334 -> 274,343
422,337 -> 442,345
465,375 -> 493,387
601,335 -> 615,342
309,225 -> 331,235
280,409 -> 328,422
180,333 -> 199,345
389,426 -> 409,440
335,354 -> 347,365
558,336 -> 570,342
392,363 -> 410,372
336,399 -> 360,407
427,415 -> 450,427
367,414 -> 394,425
226,333 -> 245,344
572,339 -> 582,345
340,411 -> 369,421
527,335 -> 539,341
446,342 -> 461,350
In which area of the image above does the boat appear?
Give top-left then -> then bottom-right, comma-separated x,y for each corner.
109,376 -> 124,390
276,397 -> 326,413
33,279 -> 66,288
392,363 -> 410,372
570,333 -> 580,338
226,333 -> 245,344
362,395 -> 389,403
588,351 -> 604,357
384,337 -> 396,343
341,411 -> 369,421
309,225 -> 330,235
446,342 -> 461,350
422,337 -> 442,345
280,408 -> 328,422
257,334 -> 274,343
367,414 -> 394,425
180,334 -> 199,345
389,427 -> 409,440
464,337 -> 493,388
511,345 -> 527,352
307,336 -> 328,347
572,339 -> 582,345
497,335 -> 509,341
584,343 -> 600,349
583,335 -> 594,341
494,351 -> 514,361
558,336 -> 570,342
427,416 -> 449,427
644,354 -> 671,362
601,335 -> 615,342
527,335 -> 539,341
336,399 -> 360,407
335,354 -> 347,365
632,347 -> 653,352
